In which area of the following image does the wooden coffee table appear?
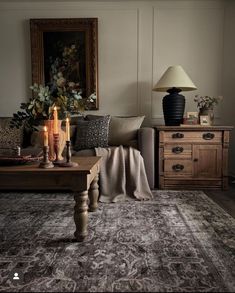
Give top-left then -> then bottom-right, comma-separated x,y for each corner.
0,156 -> 101,242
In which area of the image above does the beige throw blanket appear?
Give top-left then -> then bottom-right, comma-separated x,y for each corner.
95,146 -> 153,202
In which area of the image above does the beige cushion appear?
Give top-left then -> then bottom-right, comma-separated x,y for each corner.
108,116 -> 145,146
72,148 -> 96,157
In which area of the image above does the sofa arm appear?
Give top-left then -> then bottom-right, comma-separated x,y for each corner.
137,127 -> 155,189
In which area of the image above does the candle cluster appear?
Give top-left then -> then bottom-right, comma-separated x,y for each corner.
43,106 -> 70,147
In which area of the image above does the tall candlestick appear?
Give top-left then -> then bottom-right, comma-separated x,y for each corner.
53,106 -> 58,134
39,146 -> 54,169
66,117 -> 70,141
59,140 -> 78,167
43,126 -> 48,147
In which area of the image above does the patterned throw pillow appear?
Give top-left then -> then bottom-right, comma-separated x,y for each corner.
0,118 -> 23,149
86,115 -> 145,147
74,115 -> 111,151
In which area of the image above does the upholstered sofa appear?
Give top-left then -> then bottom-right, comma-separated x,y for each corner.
0,116 -> 155,189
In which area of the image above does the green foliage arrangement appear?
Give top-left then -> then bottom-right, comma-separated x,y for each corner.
11,40 -> 97,130
10,76 -> 96,130
194,95 -> 223,110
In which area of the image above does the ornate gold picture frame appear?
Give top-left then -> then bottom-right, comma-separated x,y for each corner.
30,18 -> 98,110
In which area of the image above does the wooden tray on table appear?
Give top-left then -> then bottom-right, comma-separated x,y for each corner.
0,155 -> 42,166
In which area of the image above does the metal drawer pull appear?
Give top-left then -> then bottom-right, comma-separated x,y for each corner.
203,133 -> 215,140
172,146 -> 184,154
172,133 -> 184,139
172,164 -> 184,172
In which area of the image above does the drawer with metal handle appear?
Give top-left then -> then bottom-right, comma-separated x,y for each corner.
172,164 -> 184,172
164,131 -> 222,143
164,144 -> 192,158
172,146 -> 184,154
202,132 -> 215,140
164,159 -> 192,176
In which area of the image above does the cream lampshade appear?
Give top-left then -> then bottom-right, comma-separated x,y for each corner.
153,65 -> 197,126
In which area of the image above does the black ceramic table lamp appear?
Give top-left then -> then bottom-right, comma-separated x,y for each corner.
153,65 -> 197,126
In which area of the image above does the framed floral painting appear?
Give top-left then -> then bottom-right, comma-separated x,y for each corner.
30,18 -> 98,110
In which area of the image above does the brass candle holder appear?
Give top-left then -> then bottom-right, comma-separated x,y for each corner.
39,146 -> 54,169
59,141 -> 78,167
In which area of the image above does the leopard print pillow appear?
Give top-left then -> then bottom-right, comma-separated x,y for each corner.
74,115 -> 111,151
0,118 -> 23,149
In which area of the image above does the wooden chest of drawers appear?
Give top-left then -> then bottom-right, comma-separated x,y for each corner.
155,125 -> 233,190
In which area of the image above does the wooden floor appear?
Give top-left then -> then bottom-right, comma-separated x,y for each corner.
205,179 -> 235,219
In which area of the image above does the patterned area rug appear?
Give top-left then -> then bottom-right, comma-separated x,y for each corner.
0,190 -> 235,292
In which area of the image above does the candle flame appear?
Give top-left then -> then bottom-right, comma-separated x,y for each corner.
54,106 -> 57,111
66,117 -> 69,122
44,126 -> 47,131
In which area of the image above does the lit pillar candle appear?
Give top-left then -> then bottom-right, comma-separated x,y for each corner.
53,106 -> 58,134
43,126 -> 48,147
66,117 -> 70,141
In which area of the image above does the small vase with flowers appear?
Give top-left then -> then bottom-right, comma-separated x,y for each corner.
194,94 -> 223,125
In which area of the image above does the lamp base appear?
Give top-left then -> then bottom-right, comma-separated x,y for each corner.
162,88 -> 185,126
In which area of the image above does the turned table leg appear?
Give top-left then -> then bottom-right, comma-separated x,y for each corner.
88,174 -> 99,212
74,190 -> 88,242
